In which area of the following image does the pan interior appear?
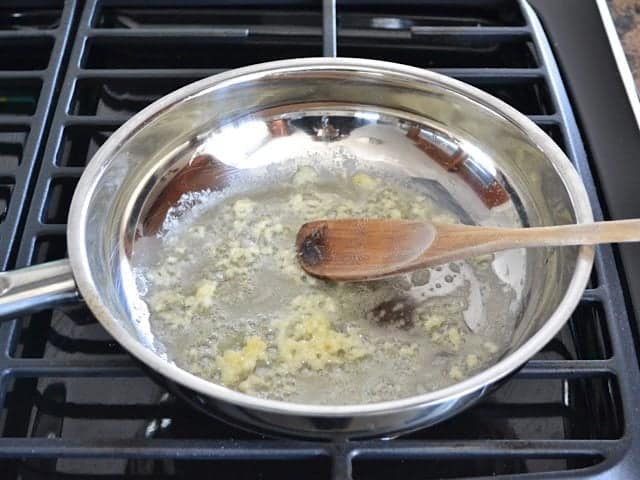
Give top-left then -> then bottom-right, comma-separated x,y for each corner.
124,106 -> 529,404
72,63 -> 584,410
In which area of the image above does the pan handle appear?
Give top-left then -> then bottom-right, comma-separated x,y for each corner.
0,259 -> 80,319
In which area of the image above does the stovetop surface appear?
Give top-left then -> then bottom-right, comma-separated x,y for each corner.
1,1 -> 639,479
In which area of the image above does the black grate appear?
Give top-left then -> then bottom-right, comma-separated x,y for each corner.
0,1 -> 76,270
1,1 -> 639,479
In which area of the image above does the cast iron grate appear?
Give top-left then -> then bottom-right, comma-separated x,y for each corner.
0,1 -> 639,479
0,0 -> 75,270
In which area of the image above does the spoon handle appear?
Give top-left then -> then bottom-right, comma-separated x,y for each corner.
491,218 -> 640,248
420,219 -> 640,270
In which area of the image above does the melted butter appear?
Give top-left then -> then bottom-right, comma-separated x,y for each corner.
133,163 -> 518,405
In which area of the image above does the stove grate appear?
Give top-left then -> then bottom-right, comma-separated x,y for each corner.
0,1 -> 76,270
0,1 -> 638,479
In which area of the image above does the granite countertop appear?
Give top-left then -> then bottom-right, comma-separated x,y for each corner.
607,0 -> 640,92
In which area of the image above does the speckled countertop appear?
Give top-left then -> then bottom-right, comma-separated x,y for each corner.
607,0 -> 640,91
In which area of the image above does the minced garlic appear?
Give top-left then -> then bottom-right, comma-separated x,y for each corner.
483,341 -> 499,354
470,254 -> 494,269
184,279 -> 218,310
351,172 -> 378,190
446,326 -> 462,351
217,336 -> 267,386
274,294 -> 369,371
465,354 -> 479,369
422,313 -> 446,333
449,365 -> 464,381
277,311 -> 369,371
148,290 -> 182,313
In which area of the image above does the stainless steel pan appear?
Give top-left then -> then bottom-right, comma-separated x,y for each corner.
0,58 -> 594,439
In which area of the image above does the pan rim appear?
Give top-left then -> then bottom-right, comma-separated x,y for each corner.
67,57 -> 595,417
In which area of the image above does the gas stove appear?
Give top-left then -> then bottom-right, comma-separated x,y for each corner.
1,1 -> 639,478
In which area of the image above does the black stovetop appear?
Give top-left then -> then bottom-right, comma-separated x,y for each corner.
1,1 -> 639,479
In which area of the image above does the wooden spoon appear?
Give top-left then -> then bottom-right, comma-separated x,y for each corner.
296,218 -> 640,281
